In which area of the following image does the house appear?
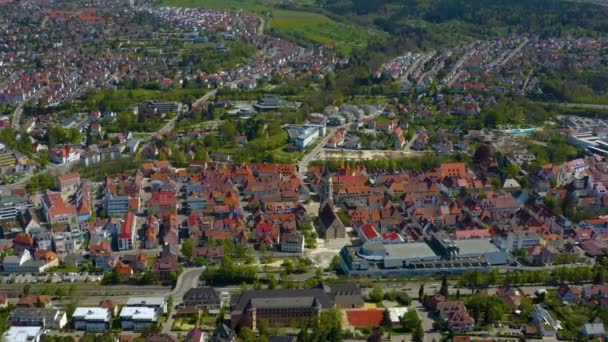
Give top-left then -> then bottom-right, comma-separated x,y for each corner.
318,201 -> 346,239
49,146 -> 79,164
193,246 -> 224,265
557,284 -> 581,304
280,232 -> 304,253
526,245 -> 556,266
2,249 -> 31,273
533,304 -> 557,337
17,295 -> 52,308
582,284 -> 608,301
496,286 -> 522,309
126,297 -> 167,315
318,282 -> 364,309
118,212 -> 135,251
9,308 -> 67,329
99,299 -> 120,316
185,327 -> 207,342
2,327 -> 42,342
581,323 -> 606,338
183,287 -> 221,314
120,307 -> 157,331
72,307 -> 111,332
56,172 -> 81,197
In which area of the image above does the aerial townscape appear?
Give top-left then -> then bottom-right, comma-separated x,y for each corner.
4,0 -> 608,342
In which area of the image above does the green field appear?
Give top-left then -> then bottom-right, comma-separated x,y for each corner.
158,0 -> 384,55
158,0 -> 268,12
270,9 -> 383,54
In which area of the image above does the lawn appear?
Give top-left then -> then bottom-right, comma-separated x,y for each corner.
158,0 -> 383,55
159,0 -> 268,12
270,9 -> 383,55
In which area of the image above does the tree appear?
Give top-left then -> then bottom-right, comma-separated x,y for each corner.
266,274 -> 278,290
369,285 -> 384,303
401,310 -> 421,333
181,238 -> 195,262
381,309 -> 392,330
440,275 -> 449,297
412,320 -> 424,342
418,284 -> 425,299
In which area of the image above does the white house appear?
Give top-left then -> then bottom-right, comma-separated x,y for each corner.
2,326 -> 42,342
73,307 -> 111,332
120,306 -> 157,331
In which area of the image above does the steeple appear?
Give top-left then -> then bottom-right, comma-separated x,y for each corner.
320,167 -> 333,204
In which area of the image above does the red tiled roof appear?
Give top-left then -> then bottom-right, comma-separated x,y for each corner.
346,309 -> 384,327
360,224 -> 379,240
119,212 -> 134,239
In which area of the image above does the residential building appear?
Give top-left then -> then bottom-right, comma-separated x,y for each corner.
126,297 -> 167,315
118,212 -> 135,251
280,232 -> 304,253
120,306 -> 157,331
318,283 -> 364,309
41,192 -> 77,225
2,327 -> 42,342
9,308 -> 67,330
581,323 -> 606,338
183,287 -> 221,314
499,231 -> 541,252
56,172 -> 80,197
72,307 -> 111,332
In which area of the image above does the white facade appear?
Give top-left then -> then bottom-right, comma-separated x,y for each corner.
3,327 -> 42,342
120,306 -> 157,331
126,296 -> 167,314
73,307 -> 111,332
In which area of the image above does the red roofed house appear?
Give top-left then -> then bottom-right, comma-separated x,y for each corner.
118,212 -> 136,251
56,172 -> 80,198
42,192 -> 77,225
147,192 -> 178,219
358,223 -> 380,243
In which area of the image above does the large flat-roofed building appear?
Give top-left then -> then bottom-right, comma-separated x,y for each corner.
340,238 -> 508,277
126,296 -> 167,315
230,289 -> 333,330
120,307 -> 157,331
2,326 -> 42,342
73,307 -> 111,331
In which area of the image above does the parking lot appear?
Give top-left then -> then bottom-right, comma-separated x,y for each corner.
0,272 -> 102,284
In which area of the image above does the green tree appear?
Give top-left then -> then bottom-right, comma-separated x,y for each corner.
412,319 -> 424,342
369,285 -> 384,303
401,310 -> 421,333
181,238 -> 195,262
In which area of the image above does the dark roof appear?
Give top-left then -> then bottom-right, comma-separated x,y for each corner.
231,289 -> 333,313
318,201 -> 343,230
183,287 -> 220,302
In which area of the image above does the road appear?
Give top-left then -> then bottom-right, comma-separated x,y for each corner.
498,37 -> 528,67
297,126 -> 340,177
162,267 -> 205,333
12,102 -> 23,129
539,102 -> 608,110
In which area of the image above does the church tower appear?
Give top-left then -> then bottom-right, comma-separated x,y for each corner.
320,167 -> 333,204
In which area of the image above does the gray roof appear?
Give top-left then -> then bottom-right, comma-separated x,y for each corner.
231,289 -> 333,313
10,308 -> 63,320
183,287 -> 220,302
582,323 -> 605,336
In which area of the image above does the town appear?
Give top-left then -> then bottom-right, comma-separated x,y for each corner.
2,0 -> 608,341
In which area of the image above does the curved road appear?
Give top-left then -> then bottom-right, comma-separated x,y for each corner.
162,266 -> 205,333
